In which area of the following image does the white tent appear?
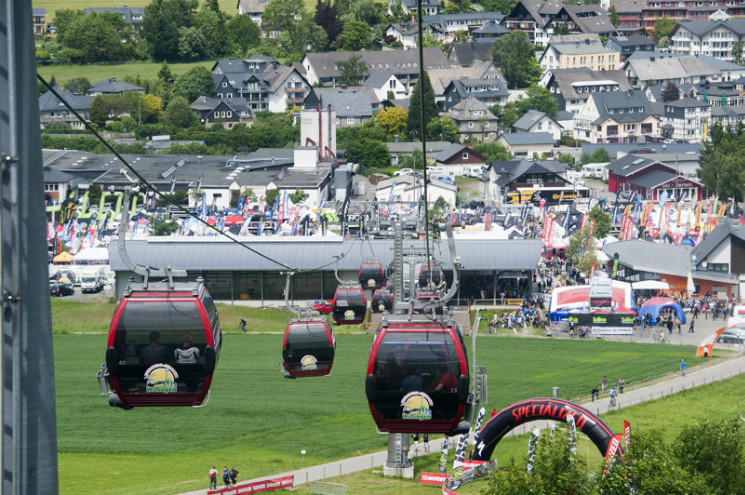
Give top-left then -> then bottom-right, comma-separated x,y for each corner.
631,280 -> 670,291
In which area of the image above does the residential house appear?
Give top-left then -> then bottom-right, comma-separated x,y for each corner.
384,22 -> 448,49
83,6 -> 145,29
661,97 -> 711,143
609,0 -> 646,33
513,110 -> 564,140
363,72 -> 407,101
605,35 -> 656,61
191,97 -> 254,129
447,96 -> 500,142
237,0 -> 271,30
622,54 -> 721,88
32,8 -> 46,37
497,132 -> 557,157
211,56 -> 310,112
641,4 -> 745,32
448,40 -> 498,67
710,105 -> 745,127
543,68 -> 632,115
38,88 -> 93,130
442,77 -> 509,112
539,34 -> 621,72
472,21 -> 510,39
670,16 -> 745,62
431,143 -> 487,176
398,0 -> 440,16
317,91 -> 374,128
605,153 -> 702,200
422,12 -> 506,37
301,48 -> 451,91
573,89 -> 660,143
87,77 -> 145,96
305,85 -> 382,113
502,0 -> 616,47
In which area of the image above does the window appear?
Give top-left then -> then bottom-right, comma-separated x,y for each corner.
468,121 -> 474,128
227,111 -> 232,118
222,82 -> 228,87
347,117 -> 355,124
462,152 -> 469,159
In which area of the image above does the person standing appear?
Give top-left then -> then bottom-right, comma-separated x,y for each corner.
208,466 -> 217,490
591,386 -> 599,401
689,319 -> 695,333
229,466 -> 239,486
680,358 -> 687,376
222,466 -> 230,488
423,433 -> 430,454
601,375 -> 608,395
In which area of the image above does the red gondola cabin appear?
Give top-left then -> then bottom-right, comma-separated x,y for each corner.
281,318 -> 336,378
358,262 -> 386,291
331,286 -> 367,325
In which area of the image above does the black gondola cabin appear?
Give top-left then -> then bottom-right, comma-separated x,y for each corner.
331,286 -> 367,325
281,319 -> 335,378
358,262 -> 386,291
371,289 -> 393,313
365,319 -> 469,434
104,282 -> 221,407
418,264 -> 444,289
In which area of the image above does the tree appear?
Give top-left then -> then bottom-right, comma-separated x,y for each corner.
589,147 -> 611,163
89,94 -> 108,128
172,66 -> 216,103
265,188 -> 280,208
698,122 -> 745,202
337,55 -> 368,86
653,16 -> 675,45
553,22 -> 570,35
493,30 -> 543,88
661,81 -> 681,102
347,138 -> 391,170
426,115 -> 459,142
609,5 -> 619,27
227,15 -> 261,54
61,12 -> 132,63
471,141 -> 511,162
733,40 -> 744,65
162,95 -> 194,128
516,83 -> 558,118
350,0 -> 383,25
315,0 -> 343,43
262,0 -> 305,34
150,216 -> 180,236
406,71 -> 439,139
177,26 -> 207,60
337,19 -> 372,51
289,189 -> 309,205
588,205 -> 611,238
566,224 -> 599,275
158,61 -> 173,83
376,106 -> 408,135
194,9 -> 229,58
64,77 -> 91,95
141,0 -> 199,61
53,9 -> 84,43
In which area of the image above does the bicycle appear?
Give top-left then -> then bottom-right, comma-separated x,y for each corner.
609,396 -> 617,408
238,318 -> 248,333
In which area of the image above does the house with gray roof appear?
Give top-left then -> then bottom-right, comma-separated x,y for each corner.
88,77 -> 145,95
422,12 -> 506,36
447,40 -> 497,67
38,88 -> 93,130
190,97 -> 254,129
384,140 -> 451,165
304,86 -> 382,113
605,35 -> 655,61
472,21 -> 510,39
384,22 -> 448,49
490,158 -> 571,202
711,104 -> 745,127
605,153 -> 702,201
497,132 -> 557,157
513,110 -> 564,140
670,17 -> 745,62
363,72 -> 407,101
447,96 -> 500,142
32,7 -> 46,36
83,6 -> 145,28
542,68 -> 632,116
661,97 -> 711,143
211,55 -> 310,112
442,76 -> 508,112
398,0 -> 440,16
316,91 -> 374,128
300,48 -> 451,92
431,143 -> 487,176
621,54 -> 739,88
237,0 -> 271,29
539,34 -> 621,72
573,89 -> 660,143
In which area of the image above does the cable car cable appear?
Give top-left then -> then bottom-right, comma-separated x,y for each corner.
37,74 -> 353,275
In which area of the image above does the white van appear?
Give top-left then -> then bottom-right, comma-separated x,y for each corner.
80,267 -> 106,293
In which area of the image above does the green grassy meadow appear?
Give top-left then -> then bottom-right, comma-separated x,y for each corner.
54,292 -> 721,495
37,61 -> 214,88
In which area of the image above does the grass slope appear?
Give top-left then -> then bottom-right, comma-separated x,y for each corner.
37,61 -> 214,88
34,1 -> 237,26
56,321 -> 708,495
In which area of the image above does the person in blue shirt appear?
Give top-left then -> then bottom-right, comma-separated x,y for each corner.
680,358 -> 687,376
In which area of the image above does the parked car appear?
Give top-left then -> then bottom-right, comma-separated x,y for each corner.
312,300 -> 333,314
50,280 -> 61,297
393,168 -> 414,177
718,326 -> 745,344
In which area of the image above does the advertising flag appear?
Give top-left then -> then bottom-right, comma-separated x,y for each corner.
567,413 -> 577,455
438,437 -> 449,473
601,434 -> 623,477
340,195 -> 351,237
526,427 -> 539,473
452,432 -> 470,470
623,421 -> 631,453
196,174 -> 203,193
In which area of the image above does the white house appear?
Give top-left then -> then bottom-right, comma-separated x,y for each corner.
374,175 -> 457,208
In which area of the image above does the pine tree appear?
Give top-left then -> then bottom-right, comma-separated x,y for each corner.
406,71 -> 438,140
89,94 -> 108,128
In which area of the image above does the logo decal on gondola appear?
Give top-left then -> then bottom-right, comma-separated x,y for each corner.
144,364 -> 179,393
301,355 -> 318,370
367,279 -> 376,288
378,304 -> 386,311
344,310 -> 356,320
401,392 -> 433,420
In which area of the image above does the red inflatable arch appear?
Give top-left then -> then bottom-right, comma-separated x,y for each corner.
471,398 -> 619,461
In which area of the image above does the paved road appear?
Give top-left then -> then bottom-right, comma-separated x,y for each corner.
178,309 -> 744,495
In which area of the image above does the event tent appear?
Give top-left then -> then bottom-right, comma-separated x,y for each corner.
637,296 -> 686,324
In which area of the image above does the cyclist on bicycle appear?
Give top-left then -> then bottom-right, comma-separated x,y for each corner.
609,386 -> 616,405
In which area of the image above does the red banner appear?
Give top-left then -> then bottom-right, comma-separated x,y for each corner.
623,421 -> 631,453
208,476 -> 294,495
420,472 -> 451,486
601,434 -> 623,477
